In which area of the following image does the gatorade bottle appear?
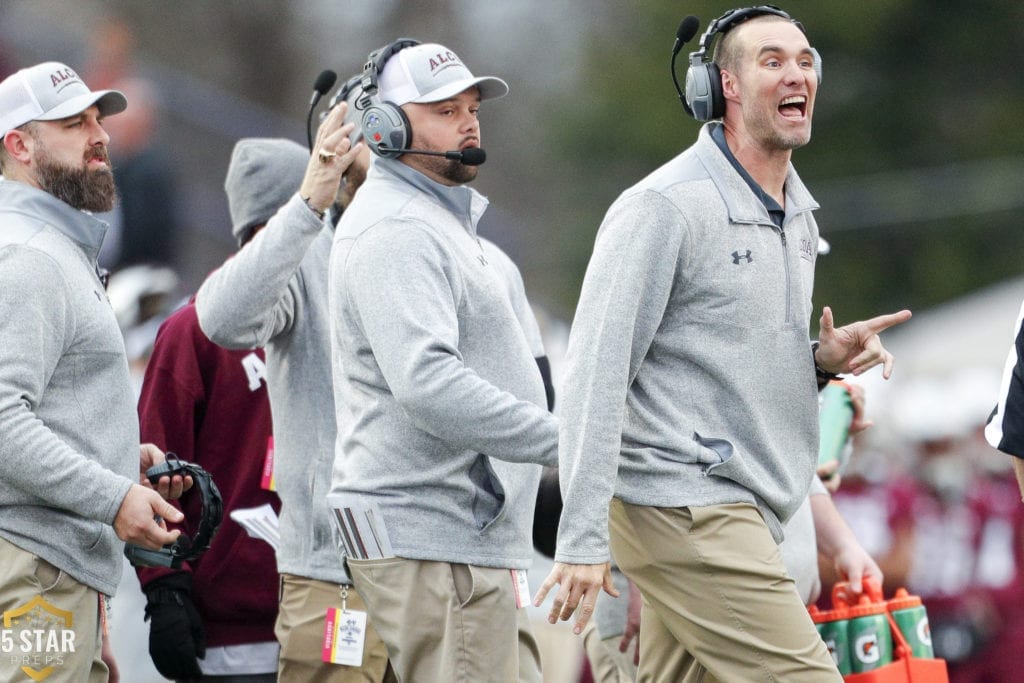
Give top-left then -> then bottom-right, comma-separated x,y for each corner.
848,596 -> 894,673
809,605 -> 852,675
888,588 -> 934,658
818,380 -> 854,469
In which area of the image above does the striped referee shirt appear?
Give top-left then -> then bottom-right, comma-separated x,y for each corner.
987,298 -> 1024,457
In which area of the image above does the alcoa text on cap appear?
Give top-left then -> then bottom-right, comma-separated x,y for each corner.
0,62 -> 127,137
378,43 -> 508,107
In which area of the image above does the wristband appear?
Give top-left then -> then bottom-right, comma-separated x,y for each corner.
811,341 -> 843,386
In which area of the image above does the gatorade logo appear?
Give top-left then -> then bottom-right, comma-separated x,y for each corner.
855,633 -> 880,664
917,618 -> 932,646
824,638 -> 840,665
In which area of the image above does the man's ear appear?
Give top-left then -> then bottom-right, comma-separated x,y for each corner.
720,68 -> 740,104
3,129 -> 33,164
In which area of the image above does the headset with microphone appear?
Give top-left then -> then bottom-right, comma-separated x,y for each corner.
672,5 -> 822,122
355,38 -> 486,166
124,454 -> 224,569
306,69 -> 337,151
358,38 -> 421,159
323,73 -> 366,146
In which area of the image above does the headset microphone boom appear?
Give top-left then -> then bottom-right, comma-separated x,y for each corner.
306,69 -> 337,151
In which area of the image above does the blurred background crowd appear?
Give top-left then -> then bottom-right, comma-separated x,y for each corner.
2,1 -> 1023,681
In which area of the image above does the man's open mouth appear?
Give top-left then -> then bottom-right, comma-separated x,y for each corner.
779,95 -> 807,118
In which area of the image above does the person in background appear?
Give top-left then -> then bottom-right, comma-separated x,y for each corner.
133,134 -> 307,681
0,60 -> 186,682
825,375 -> 1024,681
195,89 -> 393,681
987,296 -> 1024,498
99,76 -> 180,270
84,17 -> 181,271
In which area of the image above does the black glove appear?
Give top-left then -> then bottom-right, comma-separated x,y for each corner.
142,572 -> 206,680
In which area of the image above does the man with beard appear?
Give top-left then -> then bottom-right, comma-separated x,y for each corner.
0,61 -> 188,681
195,83 -> 395,682
534,8 -> 911,681
327,41 -> 557,682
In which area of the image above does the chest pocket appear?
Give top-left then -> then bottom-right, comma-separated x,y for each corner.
70,285 -> 125,356
683,226 -> 788,331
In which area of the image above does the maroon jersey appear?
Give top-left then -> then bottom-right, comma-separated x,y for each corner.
136,300 -> 280,647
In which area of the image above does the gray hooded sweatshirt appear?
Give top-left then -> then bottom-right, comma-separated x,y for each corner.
328,158 -> 557,569
0,179 -> 137,596
196,139 -> 348,584
555,122 -> 822,565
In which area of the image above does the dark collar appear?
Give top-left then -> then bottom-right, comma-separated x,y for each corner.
710,124 -> 785,228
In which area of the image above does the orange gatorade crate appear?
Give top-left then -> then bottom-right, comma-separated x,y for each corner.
810,579 -> 949,683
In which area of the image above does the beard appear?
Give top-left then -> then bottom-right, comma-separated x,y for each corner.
339,161 -> 368,208
744,106 -> 811,152
34,141 -> 117,212
418,154 -> 478,184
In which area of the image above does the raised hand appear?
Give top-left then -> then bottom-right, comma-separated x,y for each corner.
815,306 -> 912,379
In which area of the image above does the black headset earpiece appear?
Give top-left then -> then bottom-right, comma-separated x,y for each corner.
681,5 -> 822,122
124,454 -> 224,569
358,38 -> 421,158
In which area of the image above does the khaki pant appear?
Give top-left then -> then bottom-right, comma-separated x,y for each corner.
347,557 -> 542,683
275,574 -> 394,682
608,499 -> 841,683
582,621 -> 638,683
0,536 -> 106,683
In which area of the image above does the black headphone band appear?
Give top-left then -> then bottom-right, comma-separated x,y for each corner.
124,454 -> 224,569
361,38 -> 421,100
183,463 -> 222,561
692,5 -> 798,67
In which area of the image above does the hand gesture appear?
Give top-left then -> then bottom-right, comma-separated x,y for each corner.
815,306 -> 911,379
533,561 -> 619,634
300,102 -> 364,214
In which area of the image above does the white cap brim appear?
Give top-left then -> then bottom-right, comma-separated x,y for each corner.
408,76 -> 509,104
34,89 -> 127,122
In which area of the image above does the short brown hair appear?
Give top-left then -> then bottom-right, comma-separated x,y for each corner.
713,14 -> 790,74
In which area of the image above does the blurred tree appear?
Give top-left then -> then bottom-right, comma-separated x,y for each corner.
4,0 -> 1022,325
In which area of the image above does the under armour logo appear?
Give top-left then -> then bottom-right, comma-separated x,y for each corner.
732,250 -> 753,264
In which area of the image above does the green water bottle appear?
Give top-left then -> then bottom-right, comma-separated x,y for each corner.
848,597 -> 893,673
809,605 -> 852,675
818,380 -> 854,469
888,588 -> 934,658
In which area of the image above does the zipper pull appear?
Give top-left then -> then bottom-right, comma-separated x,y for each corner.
474,237 -> 488,266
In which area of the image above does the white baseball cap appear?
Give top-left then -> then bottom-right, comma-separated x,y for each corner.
379,43 -> 508,106
0,62 -> 127,136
